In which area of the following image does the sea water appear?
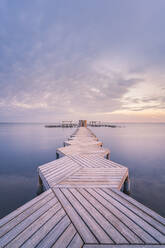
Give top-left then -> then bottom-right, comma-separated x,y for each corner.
0,123 -> 165,218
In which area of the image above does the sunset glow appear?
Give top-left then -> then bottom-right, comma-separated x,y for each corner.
0,0 -> 165,122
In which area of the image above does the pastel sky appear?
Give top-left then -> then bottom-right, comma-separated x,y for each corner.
0,0 -> 165,122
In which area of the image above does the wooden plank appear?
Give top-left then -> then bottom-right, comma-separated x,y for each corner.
51,224 -> 76,248
78,188 -> 142,244
71,155 -> 111,168
69,173 -> 125,176
39,160 -> 76,175
112,188 -> 165,226
87,188 -> 158,244
63,173 -> 124,178
99,188 -> 165,243
111,191 -> 165,230
41,167 -> 80,182
0,192 -> 55,237
61,188 -> 113,244
0,189 -> 52,227
67,233 -> 84,248
74,155 -> 126,169
69,188 -> 128,244
38,156 -> 68,170
58,146 -> 109,158
103,188 -> 165,239
45,165 -> 81,181
70,168 -> 126,172
64,167 -> 125,172
44,168 -> 80,184
21,208 -> 66,248
46,169 -> 82,187
70,156 -> 107,168
84,245 -> 165,248
69,171 -> 126,174
5,203 -> 61,248
64,140 -> 102,146
39,162 -> 77,176
59,180 -> 120,185
40,159 -> 76,173
61,178 -> 122,182
35,215 -> 70,248
64,177 -> 123,180
54,184 -> 119,188
87,155 -> 125,168
0,197 -> 58,247
53,188 -> 97,244
41,163 -> 78,177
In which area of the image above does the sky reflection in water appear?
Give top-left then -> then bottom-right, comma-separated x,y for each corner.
0,123 -> 165,218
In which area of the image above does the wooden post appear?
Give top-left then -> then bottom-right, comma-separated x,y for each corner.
79,120 -> 87,127
123,176 -> 130,195
38,176 -> 42,185
36,176 -> 43,195
106,153 -> 110,160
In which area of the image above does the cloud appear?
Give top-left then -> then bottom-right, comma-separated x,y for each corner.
0,0 -> 165,121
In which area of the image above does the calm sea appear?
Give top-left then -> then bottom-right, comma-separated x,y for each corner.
0,123 -> 165,218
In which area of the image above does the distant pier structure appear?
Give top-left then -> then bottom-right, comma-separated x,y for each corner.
79,120 -> 87,127
45,120 -> 78,128
89,121 -> 117,127
45,120 -> 117,128
61,120 -> 77,128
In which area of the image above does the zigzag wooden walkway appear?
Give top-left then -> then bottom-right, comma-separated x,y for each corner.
0,127 -> 165,248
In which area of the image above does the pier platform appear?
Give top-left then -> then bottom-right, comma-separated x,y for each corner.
38,154 -> 128,189
0,127 -> 165,247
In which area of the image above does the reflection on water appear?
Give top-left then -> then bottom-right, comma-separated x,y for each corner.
91,124 -> 165,217
0,123 -> 74,218
0,123 -> 165,218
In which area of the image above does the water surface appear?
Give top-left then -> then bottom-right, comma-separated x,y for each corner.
91,123 -> 165,217
0,123 -> 165,218
0,123 -> 74,218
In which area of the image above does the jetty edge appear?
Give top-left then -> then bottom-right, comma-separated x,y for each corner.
0,124 -> 165,247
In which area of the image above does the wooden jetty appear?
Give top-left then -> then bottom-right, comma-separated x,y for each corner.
0,125 -> 165,247
45,120 -> 117,128
45,120 -> 78,128
88,121 -> 117,128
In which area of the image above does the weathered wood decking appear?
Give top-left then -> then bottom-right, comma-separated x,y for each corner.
57,128 -> 110,159
0,127 -> 165,247
38,154 -> 128,189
